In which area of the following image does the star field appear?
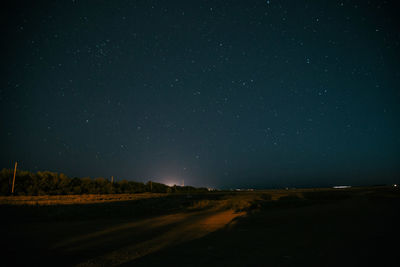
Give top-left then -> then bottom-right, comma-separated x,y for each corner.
1,0 -> 399,188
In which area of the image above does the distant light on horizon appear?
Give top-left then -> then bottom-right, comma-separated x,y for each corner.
332,185 -> 352,189
160,177 -> 183,187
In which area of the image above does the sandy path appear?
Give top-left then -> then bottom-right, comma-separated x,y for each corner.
51,208 -> 244,266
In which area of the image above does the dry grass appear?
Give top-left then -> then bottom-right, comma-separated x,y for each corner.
0,187 -> 370,206
0,193 -> 167,205
187,187 -> 368,212
189,192 -> 265,212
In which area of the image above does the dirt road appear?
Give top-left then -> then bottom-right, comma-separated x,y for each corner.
50,208 -> 244,266
1,203 -> 244,266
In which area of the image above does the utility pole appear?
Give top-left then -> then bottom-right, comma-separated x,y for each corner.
11,162 -> 17,195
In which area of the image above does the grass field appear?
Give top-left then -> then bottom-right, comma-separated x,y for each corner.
0,193 -> 166,206
1,186 -> 399,266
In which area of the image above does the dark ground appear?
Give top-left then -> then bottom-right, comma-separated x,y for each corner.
1,187 -> 399,266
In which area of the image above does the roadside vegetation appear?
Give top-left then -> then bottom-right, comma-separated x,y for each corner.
0,168 -> 208,196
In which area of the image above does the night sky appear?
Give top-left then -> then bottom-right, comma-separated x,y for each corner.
1,0 -> 399,189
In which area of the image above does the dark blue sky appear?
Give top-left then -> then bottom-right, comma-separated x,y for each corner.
1,0 -> 399,188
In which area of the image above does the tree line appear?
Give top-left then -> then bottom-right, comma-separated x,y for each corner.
0,168 -> 208,196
